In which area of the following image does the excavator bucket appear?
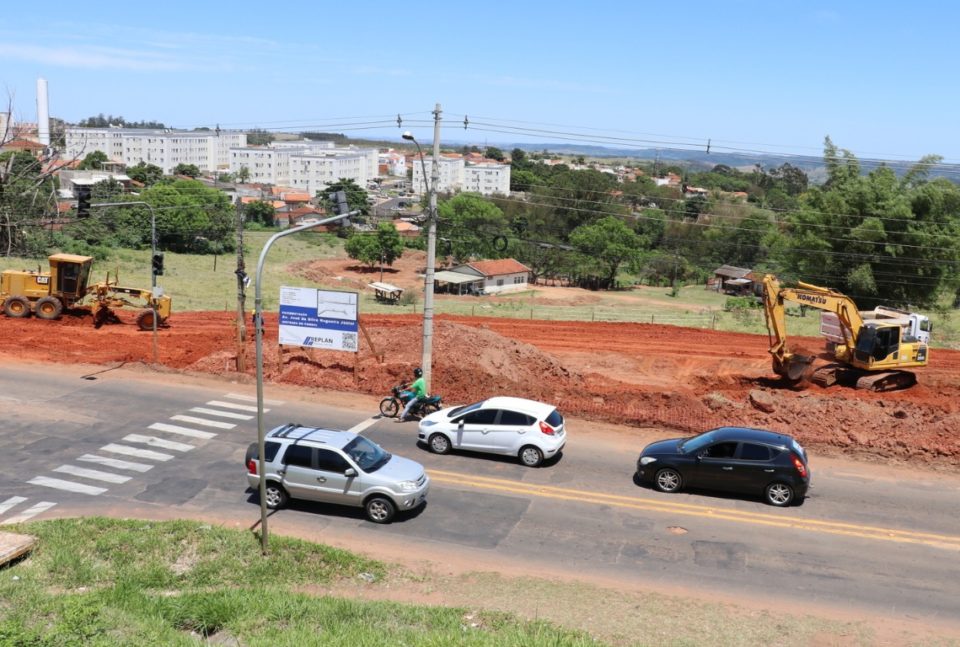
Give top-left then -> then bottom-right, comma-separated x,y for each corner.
778,354 -> 815,383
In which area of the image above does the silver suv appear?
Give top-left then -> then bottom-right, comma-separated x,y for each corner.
246,423 -> 429,523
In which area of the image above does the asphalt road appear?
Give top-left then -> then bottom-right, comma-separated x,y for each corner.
1,362 -> 959,625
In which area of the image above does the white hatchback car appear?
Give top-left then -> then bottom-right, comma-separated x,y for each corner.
417,396 -> 566,467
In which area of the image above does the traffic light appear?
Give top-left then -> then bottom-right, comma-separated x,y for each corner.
329,190 -> 349,216
76,186 -> 91,218
151,252 -> 165,277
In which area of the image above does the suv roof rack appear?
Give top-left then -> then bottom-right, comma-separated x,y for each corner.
271,423 -> 304,438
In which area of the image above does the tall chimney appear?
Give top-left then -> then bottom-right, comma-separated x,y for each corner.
37,77 -> 50,147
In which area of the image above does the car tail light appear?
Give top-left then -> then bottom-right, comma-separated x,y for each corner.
791,453 -> 807,478
247,458 -> 257,475
539,421 -> 555,436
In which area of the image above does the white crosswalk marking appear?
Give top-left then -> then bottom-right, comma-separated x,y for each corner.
189,407 -> 252,420
101,443 -> 173,462
225,392 -> 284,406
77,454 -> 154,473
206,400 -> 263,413
54,465 -> 131,484
347,417 -> 379,435
28,476 -> 107,495
122,434 -> 194,452
148,422 -> 217,440
0,496 -> 28,516
169,415 -> 235,429
1,501 -> 57,525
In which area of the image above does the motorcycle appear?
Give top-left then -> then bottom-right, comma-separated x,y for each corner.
379,384 -> 443,419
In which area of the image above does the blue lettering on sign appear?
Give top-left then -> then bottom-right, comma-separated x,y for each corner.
279,304 -> 357,332
303,337 -> 335,346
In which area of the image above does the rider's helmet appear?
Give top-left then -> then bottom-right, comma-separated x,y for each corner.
413,367 -> 423,378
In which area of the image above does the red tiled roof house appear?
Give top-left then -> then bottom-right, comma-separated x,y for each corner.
448,258 -> 531,295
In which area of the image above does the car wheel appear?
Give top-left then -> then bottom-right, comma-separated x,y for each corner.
136,309 -> 156,331
428,433 -> 451,454
379,397 -> 399,418
654,468 -> 682,493
519,445 -> 543,467
765,482 -> 794,507
263,482 -> 288,509
365,496 -> 396,524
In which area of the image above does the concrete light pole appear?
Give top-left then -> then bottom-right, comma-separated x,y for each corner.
401,103 -> 441,392
253,211 -> 352,554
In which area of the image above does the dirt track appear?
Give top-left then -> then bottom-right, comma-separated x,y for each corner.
2,307 -> 958,468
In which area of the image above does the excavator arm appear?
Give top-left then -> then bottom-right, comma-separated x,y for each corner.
762,274 -> 865,381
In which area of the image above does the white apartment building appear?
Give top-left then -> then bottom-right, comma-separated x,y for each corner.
463,162 -> 511,196
412,156 -> 511,196
229,142 -> 378,195
411,156 -> 465,194
64,127 -> 246,174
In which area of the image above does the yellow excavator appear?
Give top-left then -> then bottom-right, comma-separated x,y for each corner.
762,274 -> 929,391
0,253 -> 171,330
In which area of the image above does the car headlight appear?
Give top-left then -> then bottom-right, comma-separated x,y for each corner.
397,480 -> 418,492
420,419 -> 437,427
639,456 -> 657,465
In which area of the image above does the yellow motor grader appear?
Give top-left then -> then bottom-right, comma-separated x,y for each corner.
0,253 -> 171,330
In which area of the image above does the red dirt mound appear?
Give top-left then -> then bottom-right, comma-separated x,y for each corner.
0,310 -> 957,468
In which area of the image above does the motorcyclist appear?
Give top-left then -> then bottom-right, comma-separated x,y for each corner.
398,367 -> 427,422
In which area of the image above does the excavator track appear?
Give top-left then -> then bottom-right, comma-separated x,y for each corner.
854,371 -> 917,392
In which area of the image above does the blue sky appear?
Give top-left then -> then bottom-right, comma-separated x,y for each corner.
2,1 -> 958,163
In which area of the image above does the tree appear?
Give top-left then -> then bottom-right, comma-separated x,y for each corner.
236,166 -> 251,183
247,129 -> 274,146
435,193 -> 509,261
319,178 -> 369,218
569,216 -> 644,286
484,146 -> 504,161
140,179 -> 235,253
510,169 -> 537,193
78,151 -> 109,170
172,163 -> 201,178
344,223 -> 403,268
127,162 -> 164,186
344,232 -> 381,267
0,149 -> 58,256
244,200 -> 276,227
510,148 -> 527,164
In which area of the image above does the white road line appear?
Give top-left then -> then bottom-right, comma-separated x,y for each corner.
148,422 -> 217,440
0,496 -> 28,516
1,501 -> 57,525
122,434 -> 194,452
169,415 -> 235,429
101,443 -> 173,462
189,407 -> 252,420
348,417 -> 380,435
206,400 -> 264,413
225,392 -> 284,406
77,454 -> 154,473
28,476 -> 107,496
54,465 -> 131,484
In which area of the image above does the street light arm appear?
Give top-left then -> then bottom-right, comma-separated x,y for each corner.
253,210 -> 353,554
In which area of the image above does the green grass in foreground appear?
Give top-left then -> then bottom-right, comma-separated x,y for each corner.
0,518 -> 602,646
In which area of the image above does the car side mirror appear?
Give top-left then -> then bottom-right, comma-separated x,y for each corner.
458,419 -> 465,429
344,468 -> 357,477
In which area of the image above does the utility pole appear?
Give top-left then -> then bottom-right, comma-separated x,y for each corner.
235,201 -> 248,372
422,103 -> 441,393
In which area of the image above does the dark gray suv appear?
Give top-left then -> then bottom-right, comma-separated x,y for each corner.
246,423 -> 429,523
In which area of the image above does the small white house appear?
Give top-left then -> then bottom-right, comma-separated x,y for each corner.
449,259 -> 531,295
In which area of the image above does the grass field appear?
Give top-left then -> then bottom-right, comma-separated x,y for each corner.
0,518 -> 898,647
2,233 -> 958,348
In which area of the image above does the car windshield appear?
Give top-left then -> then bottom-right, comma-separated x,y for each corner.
342,436 -> 391,472
679,430 -> 716,453
447,400 -> 486,418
